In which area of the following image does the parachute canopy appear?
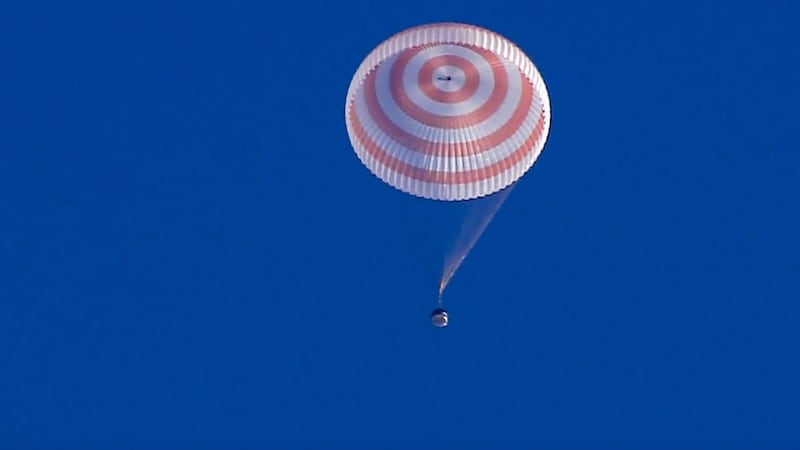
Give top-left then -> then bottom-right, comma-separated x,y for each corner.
345,22 -> 552,201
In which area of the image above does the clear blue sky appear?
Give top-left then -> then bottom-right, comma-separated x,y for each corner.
2,0 -> 798,448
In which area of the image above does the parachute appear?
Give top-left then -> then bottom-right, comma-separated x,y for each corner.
344,22 -> 552,326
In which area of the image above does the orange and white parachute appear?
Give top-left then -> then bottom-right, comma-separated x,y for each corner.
345,22 -> 552,201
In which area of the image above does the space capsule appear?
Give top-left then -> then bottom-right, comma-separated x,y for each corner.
431,308 -> 448,328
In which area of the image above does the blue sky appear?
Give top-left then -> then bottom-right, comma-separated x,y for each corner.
1,0 -> 799,448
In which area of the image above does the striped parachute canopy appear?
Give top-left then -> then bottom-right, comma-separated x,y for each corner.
345,22 -> 551,201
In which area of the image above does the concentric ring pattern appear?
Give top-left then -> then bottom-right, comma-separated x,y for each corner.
345,22 -> 551,201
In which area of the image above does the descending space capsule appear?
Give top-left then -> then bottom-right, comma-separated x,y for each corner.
431,308 -> 448,328
344,22 -> 552,327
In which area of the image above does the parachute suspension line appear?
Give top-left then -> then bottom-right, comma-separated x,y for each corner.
438,183 -> 516,296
